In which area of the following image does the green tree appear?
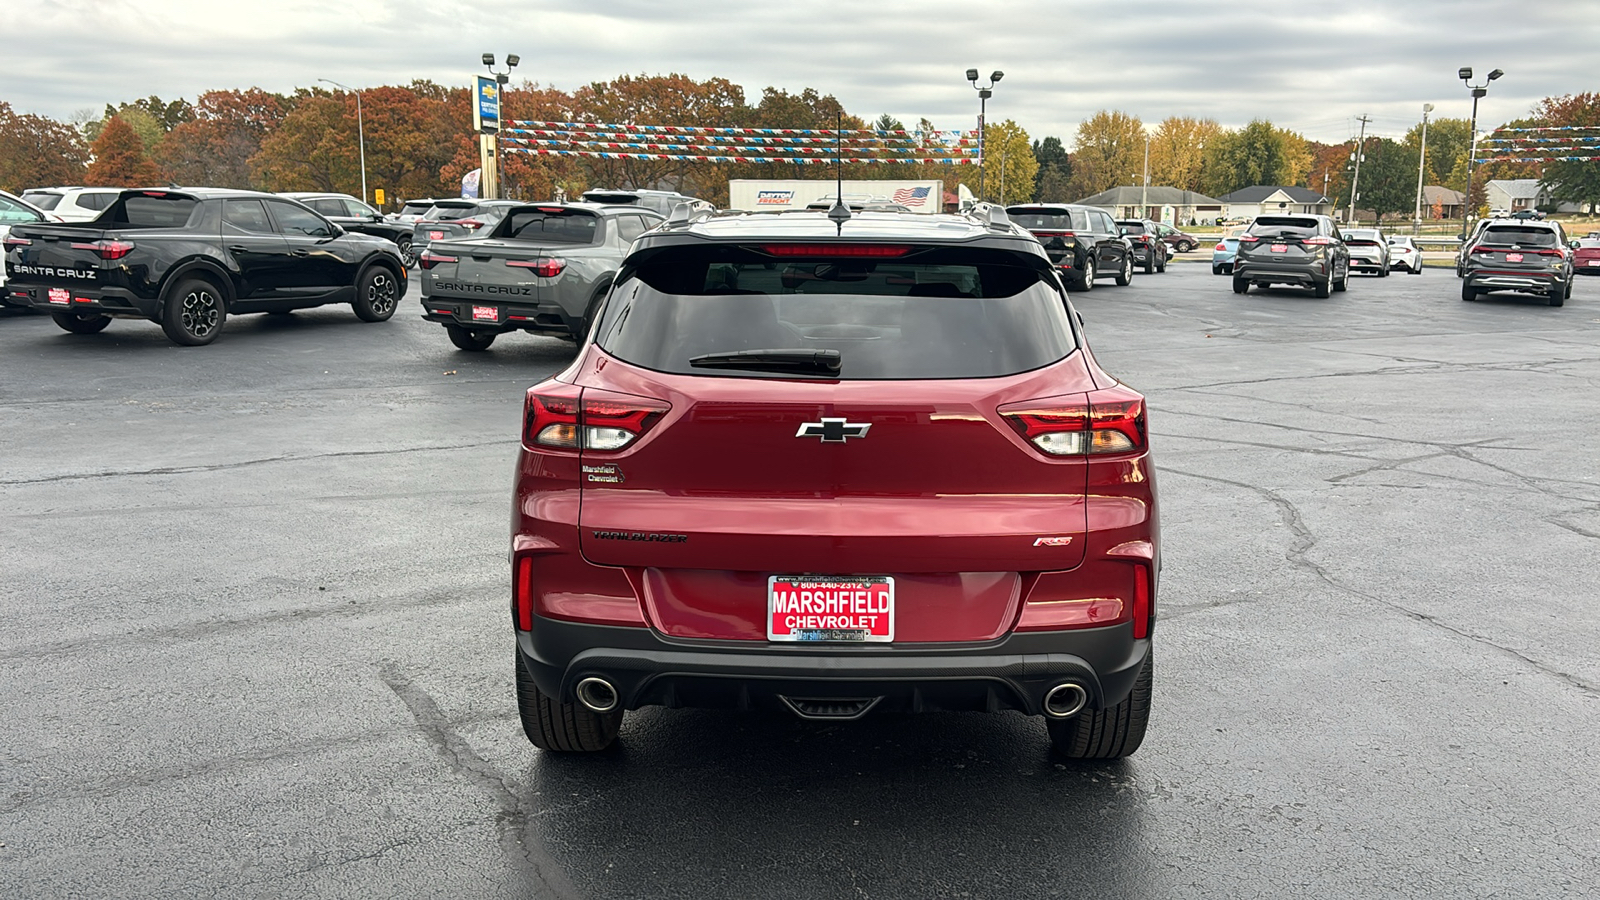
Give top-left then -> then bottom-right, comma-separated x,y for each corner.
1349,137 -> 1415,223
1067,110 -> 1144,199
1202,120 -> 1302,195
0,102 -> 89,191
1031,136 -> 1071,201
84,115 -> 164,186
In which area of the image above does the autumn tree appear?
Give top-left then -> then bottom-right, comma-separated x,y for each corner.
976,120 -> 1036,205
1536,93 -> 1600,213
572,74 -> 751,203
0,102 -> 89,191
251,94 -> 359,192
156,88 -> 287,189
84,115 -> 164,186
1401,116 -> 1470,189
1148,116 -> 1221,191
1067,110 -> 1144,199
1202,120 -> 1305,195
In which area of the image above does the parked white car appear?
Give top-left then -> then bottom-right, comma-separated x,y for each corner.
0,189 -> 56,292
19,187 -> 124,222
1386,235 -> 1424,274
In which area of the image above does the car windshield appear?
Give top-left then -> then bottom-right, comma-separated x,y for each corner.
596,246 -> 1076,380
399,202 -> 433,216
1008,210 -> 1082,231
1249,217 -> 1319,238
495,209 -> 601,243
1118,222 -> 1148,234
22,192 -> 63,210
1481,227 -> 1558,248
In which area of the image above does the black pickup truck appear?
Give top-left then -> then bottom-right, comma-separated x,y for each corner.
3,188 -> 407,345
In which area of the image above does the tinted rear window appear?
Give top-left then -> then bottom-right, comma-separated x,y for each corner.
23,192 -> 62,210
400,202 -> 433,215
107,195 -> 201,228
1250,217 -> 1319,237
1009,210 -> 1086,231
596,246 -> 1076,380
1481,227 -> 1558,247
496,209 -> 601,243
422,203 -> 477,221
1117,222 -> 1147,234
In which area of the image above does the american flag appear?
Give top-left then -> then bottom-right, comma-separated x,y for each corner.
892,186 -> 932,206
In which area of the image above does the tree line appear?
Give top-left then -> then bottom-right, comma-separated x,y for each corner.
2,79 -> 1595,221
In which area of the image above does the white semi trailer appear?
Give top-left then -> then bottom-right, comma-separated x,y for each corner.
727,179 -> 945,214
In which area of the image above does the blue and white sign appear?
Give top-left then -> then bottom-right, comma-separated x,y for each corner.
461,168 -> 481,199
475,76 -> 500,133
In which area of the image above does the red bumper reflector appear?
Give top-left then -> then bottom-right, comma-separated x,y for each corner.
515,556 -> 534,630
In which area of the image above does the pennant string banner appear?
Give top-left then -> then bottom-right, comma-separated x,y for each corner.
502,146 -> 980,164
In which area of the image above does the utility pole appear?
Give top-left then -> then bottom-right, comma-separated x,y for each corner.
1347,115 -> 1370,225
1413,103 -> 1434,234
1141,131 -> 1150,219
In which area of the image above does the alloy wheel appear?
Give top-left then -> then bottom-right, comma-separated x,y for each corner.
182,289 -> 220,338
367,273 -> 398,317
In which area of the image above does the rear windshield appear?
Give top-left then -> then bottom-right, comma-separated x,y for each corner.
1249,217 -> 1320,238
1481,226 -> 1558,248
105,194 -> 201,228
595,246 -> 1076,380
495,209 -> 601,243
422,203 -> 477,221
399,202 -> 434,216
1117,222 -> 1147,234
1009,210 -> 1087,231
22,192 -> 62,210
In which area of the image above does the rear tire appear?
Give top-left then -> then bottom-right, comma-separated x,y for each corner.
1114,253 -> 1134,286
1378,265 -> 1390,277
445,324 -> 497,351
352,266 -> 400,322
1314,273 -> 1332,298
515,651 -> 622,753
1550,281 -> 1567,307
1462,282 -> 1477,301
160,277 -> 226,346
1409,263 -> 1422,274
1143,254 -> 1155,275
1212,266 -> 1222,276
50,311 -> 111,334
1232,275 -> 1248,294
1049,652 -> 1151,760
1333,267 -> 1349,292
1067,258 -> 1095,292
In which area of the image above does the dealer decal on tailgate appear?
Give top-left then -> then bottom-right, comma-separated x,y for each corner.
768,576 -> 894,642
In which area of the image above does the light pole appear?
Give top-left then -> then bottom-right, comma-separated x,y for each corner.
318,78 -> 366,205
481,54 -> 520,199
1413,103 -> 1435,234
1140,130 -> 1151,220
1459,66 -> 1503,238
966,68 -> 1002,201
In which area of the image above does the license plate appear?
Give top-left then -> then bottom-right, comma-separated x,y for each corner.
1587,260 -> 1600,267
1270,244 -> 1288,253
429,231 -> 444,240
471,305 -> 499,322
768,576 -> 894,642
1506,253 -> 1524,263
47,287 -> 71,305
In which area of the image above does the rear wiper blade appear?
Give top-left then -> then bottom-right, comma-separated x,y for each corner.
688,348 -> 842,375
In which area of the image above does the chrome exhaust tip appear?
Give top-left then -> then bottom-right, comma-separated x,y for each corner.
1042,682 -> 1089,719
574,677 -> 618,713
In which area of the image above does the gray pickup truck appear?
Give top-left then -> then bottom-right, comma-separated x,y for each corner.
419,203 -> 663,350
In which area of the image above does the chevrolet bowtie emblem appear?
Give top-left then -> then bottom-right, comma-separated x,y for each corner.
796,418 -> 871,442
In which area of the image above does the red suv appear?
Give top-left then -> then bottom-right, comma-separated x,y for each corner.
511,206 -> 1159,758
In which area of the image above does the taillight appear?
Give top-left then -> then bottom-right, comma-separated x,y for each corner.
998,384 -> 1147,457
1214,243 -> 1226,251
418,249 -> 458,269
3,236 -> 31,250
69,239 -> 134,260
506,258 -> 566,277
760,244 -> 911,257
455,218 -> 486,230
523,383 -> 670,452
1470,246 -> 1495,255
1303,236 -> 1333,246
1238,234 -> 1259,243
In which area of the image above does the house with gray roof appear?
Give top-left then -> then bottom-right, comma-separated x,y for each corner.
1217,186 -> 1334,221
1071,185 -> 1225,225
1483,178 -> 1582,215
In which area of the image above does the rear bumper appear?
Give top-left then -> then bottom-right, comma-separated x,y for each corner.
421,297 -> 580,335
1465,271 -> 1563,293
517,615 -> 1150,717
6,284 -> 156,317
1348,257 -> 1386,270
1236,262 -> 1323,286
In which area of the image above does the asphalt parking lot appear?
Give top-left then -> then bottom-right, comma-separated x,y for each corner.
3,264 -> 1598,899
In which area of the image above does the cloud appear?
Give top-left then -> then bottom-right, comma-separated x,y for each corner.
4,0 -> 1593,143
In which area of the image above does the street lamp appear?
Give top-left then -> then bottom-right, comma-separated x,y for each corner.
1413,103 -> 1435,234
484,52 -> 520,85
318,78 -> 366,206
1460,66 -> 1504,237
967,68 -> 1002,201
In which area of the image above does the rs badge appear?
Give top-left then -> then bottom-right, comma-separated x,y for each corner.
1033,537 -> 1075,547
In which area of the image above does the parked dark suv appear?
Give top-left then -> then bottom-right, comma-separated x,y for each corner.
1116,219 -> 1170,274
511,204 -> 1158,759
1232,214 -> 1350,298
1461,221 -> 1575,306
280,192 -> 418,266
1007,204 -> 1136,291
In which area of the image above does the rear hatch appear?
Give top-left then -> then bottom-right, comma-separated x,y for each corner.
1239,216 -> 1324,265
569,242 -> 1095,641
1469,226 -> 1566,275
1007,207 -> 1085,268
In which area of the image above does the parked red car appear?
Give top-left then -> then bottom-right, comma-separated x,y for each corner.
511,207 -> 1159,759
1574,237 -> 1600,275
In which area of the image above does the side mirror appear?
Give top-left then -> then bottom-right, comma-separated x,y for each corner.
1572,240 -> 1582,250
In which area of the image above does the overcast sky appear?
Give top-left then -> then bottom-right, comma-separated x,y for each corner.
4,1 -> 1597,144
